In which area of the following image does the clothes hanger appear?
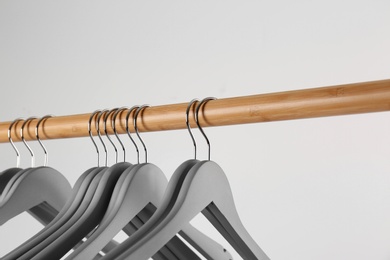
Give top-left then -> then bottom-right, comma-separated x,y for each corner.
29,108 -> 133,259
8,109 -> 195,260
101,98 -> 269,260
96,101 -> 233,260
0,119 -> 24,194
97,100 -> 213,260
0,117 -> 45,206
0,118 -> 28,202
107,107 -> 207,260
63,106 -> 184,260
65,104 -> 232,260
0,116 -> 72,226
18,109 -> 123,260
0,117 -> 69,259
42,106 -> 211,260
2,111 -> 116,260
121,103 -> 233,260
1,117 -> 63,226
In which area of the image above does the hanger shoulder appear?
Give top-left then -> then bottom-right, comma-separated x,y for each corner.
0,167 -> 22,196
32,163 -> 131,260
101,160 -> 234,260
0,168 -> 31,205
66,165 -> 137,259
6,167 -> 102,260
114,161 -> 269,260
23,168 -> 107,260
0,167 -> 71,225
73,161 -> 230,260
68,164 -> 162,259
99,160 -> 198,260
71,163 -> 191,260
179,161 -> 269,260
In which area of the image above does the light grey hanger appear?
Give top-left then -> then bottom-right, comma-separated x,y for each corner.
53,106 -> 193,260
17,109 -> 115,260
68,103 -> 233,260
61,106 -> 188,259
102,97 -> 269,260
0,116 -> 72,226
29,108 -> 133,259
126,104 -> 232,259
0,118 -> 30,204
0,117 -> 45,205
19,108 -> 186,260
99,100 -> 234,260
101,106 -> 199,260
0,119 -> 24,200
2,111 -> 115,260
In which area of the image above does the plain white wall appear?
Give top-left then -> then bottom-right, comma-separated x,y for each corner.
1,1 -> 390,259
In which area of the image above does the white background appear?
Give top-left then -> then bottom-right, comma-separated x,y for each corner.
1,1 -> 390,259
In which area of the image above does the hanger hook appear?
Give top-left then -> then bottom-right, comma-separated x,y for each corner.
134,105 -> 150,163
36,115 -> 53,166
104,108 -> 119,164
8,118 -> 24,168
89,110 -> 101,167
195,97 -> 216,161
112,107 -> 129,162
96,109 -> 109,167
21,117 -> 38,167
186,99 -> 199,160
126,106 -> 140,164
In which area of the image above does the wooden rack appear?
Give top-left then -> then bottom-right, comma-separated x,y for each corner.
1,79 -> 390,143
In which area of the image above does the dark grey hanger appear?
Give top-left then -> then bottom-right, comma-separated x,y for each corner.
101,98 -> 269,260
2,111 -> 115,260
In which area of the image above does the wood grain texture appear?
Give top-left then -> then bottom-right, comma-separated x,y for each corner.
1,79 -> 389,142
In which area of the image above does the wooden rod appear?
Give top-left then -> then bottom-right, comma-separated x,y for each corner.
1,79 -> 390,143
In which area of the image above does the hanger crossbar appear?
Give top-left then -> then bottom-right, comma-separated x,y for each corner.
1,79 -> 389,143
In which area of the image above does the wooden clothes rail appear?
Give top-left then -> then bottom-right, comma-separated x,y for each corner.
0,79 -> 390,143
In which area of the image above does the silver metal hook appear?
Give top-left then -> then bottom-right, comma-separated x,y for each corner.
96,109 -> 109,167
21,117 -> 38,167
8,118 -> 24,168
195,97 -> 216,161
36,115 -> 53,166
112,107 -> 128,162
126,106 -> 140,164
104,108 -> 119,164
89,110 -> 101,167
186,99 -> 199,159
134,105 -> 150,163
